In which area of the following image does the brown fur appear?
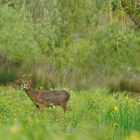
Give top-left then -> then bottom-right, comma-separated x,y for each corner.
22,77 -> 70,112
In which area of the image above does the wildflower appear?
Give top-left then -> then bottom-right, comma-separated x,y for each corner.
10,125 -> 21,134
39,86 -> 43,90
125,96 -> 129,100
113,123 -> 119,127
114,106 -> 119,112
127,131 -> 140,140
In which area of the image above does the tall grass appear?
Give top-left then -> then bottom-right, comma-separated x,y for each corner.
0,86 -> 140,140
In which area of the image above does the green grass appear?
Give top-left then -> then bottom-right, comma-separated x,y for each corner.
0,86 -> 140,140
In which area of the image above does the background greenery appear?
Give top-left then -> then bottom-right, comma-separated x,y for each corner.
0,0 -> 140,140
0,0 -> 140,89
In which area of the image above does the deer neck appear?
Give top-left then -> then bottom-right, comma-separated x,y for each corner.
24,88 -> 35,100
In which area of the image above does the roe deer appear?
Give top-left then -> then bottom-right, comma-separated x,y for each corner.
22,74 -> 70,112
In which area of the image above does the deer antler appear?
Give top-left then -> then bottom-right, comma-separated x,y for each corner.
28,73 -> 32,78
22,73 -> 32,80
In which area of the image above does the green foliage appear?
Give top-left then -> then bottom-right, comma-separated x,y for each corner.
0,0 -> 140,139
121,0 -> 140,27
0,0 -> 140,89
0,87 -> 140,139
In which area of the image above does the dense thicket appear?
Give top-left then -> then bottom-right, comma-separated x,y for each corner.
0,0 -> 140,89
121,0 -> 140,27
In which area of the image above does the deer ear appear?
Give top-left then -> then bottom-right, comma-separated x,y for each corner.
20,79 -> 24,83
22,74 -> 26,79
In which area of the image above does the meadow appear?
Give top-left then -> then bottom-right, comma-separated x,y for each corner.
0,1 -> 140,140
0,86 -> 140,140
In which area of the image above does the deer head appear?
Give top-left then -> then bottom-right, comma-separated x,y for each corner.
22,74 -> 32,91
